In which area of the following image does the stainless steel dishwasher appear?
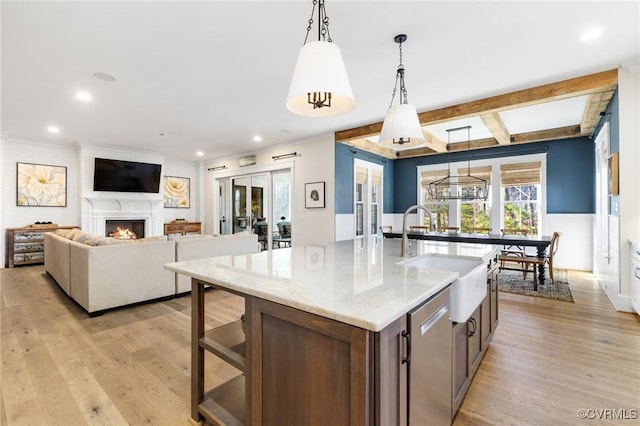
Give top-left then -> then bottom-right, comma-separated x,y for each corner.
406,286 -> 452,425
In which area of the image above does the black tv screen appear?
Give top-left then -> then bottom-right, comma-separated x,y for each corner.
93,158 -> 162,193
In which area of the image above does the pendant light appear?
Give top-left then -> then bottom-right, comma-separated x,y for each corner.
428,126 -> 489,201
379,34 -> 424,148
287,0 -> 355,117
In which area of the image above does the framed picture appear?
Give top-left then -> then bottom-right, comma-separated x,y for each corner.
164,176 -> 190,208
16,162 -> 67,207
608,153 -> 619,196
305,181 -> 325,208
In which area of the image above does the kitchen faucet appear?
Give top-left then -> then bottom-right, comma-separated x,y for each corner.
401,204 -> 435,257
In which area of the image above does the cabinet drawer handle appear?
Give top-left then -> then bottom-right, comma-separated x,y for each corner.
468,317 -> 477,337
401,330 -> 410,364
634,267 -> 640,280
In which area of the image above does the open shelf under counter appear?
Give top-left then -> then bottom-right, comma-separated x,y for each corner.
200,319 -> 246,372
199,374 -> 245,426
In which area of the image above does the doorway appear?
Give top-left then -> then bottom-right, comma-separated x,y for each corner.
217,168 -> 292,250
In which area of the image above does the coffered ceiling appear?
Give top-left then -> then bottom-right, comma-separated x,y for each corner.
1,1 -> 638,162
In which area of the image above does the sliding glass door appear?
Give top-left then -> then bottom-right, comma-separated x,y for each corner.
217,169 -> 292,250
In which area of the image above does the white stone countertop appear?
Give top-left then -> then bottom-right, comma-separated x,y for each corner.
165,237 -> 498,332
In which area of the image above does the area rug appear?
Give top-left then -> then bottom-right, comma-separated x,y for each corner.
498,269 -> 574,302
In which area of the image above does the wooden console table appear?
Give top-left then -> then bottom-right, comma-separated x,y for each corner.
5,225 -> 78,268
163,221 -> 202,236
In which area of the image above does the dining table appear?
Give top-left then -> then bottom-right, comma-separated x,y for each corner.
383,230 -> 554,286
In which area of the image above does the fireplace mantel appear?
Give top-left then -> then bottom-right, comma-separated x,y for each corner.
83,197 -> 163,237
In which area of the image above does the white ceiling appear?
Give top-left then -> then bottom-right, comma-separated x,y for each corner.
2,1 -> 639,162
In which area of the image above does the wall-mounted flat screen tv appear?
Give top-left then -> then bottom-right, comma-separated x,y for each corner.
93,158 -> 162,193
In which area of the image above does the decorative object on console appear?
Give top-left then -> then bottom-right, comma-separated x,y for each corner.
379,34 -> 424,149
163,176 -> 190,208
16,162 -> 67,207
286,0 -> 354,117
305,181 -> 325,208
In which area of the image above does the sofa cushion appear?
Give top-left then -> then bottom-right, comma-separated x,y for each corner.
56,228 -> 79,239
136,235 -> 168,243
72,231 -> 95,243
96,237 -> 135,246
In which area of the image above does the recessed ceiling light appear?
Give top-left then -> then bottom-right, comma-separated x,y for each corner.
74,90 -> 93,102
580,28 -> 603,42
47,126 -> 60,134
93,72 -> 117,82
196,151 -> 204,157
253,135 -> 262,142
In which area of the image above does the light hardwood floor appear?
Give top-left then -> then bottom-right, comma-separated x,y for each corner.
1,266 -> 639,425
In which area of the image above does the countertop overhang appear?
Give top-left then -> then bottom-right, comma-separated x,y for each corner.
165,238 -> 497,332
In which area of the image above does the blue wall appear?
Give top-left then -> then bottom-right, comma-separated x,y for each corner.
336,135 -> 598,215
334,143 -> 394,214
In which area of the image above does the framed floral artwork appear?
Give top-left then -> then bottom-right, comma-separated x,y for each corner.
16,162 -> 67,207
164,176 -> 190,208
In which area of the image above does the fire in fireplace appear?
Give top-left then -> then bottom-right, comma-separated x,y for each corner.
105,220 -> 145,239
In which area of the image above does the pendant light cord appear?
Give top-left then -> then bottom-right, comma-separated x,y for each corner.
303,0 -> 332,45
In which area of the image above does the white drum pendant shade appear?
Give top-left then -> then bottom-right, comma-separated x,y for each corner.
379,104 -> 425,148
287,41 -> 355,117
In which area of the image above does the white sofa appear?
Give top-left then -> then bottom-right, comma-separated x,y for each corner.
44,230 -> 259,315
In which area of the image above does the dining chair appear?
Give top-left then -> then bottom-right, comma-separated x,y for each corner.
499,228 -> 530,272
522,232 -> 561,284
379,225 -> 392,233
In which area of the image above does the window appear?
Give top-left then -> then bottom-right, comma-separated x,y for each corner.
354,160 -> 383,238
421,169 -> 449,230
500,162 -> 541,235
458,166 -> 491,233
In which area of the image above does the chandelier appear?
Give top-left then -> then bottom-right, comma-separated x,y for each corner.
379,34 -> 424,148
428,126 -> 489,201
286,0 -> 354,117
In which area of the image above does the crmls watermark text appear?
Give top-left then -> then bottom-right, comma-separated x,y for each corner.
577,408 -> 638,420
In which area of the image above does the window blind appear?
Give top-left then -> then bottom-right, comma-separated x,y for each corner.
500,161 -> 541,186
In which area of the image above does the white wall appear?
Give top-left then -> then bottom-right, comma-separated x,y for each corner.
203,136 -> 335,246
163,159 -> 201,224
615,65 -> 640,310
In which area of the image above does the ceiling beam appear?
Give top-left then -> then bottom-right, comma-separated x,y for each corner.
480,112 -> 511,145
510,125 -> 582,144
421,130 -> 447,153
339,138 -> 398,159
392,125 -> 584,159
335,69 -> 618,142
580,90 -> 616,136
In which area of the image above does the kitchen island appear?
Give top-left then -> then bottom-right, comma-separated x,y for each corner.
165,237 -> 498,426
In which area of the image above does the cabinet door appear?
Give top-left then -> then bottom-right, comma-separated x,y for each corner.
452,321 -> 469,415
247,297 -> 371,426
375,315 -> 407,426
468,305 -> 483,375
490,268 -> 499,331
481,281 -> 492,348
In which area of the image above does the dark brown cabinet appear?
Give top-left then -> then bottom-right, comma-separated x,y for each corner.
452,254 -> 499,418
163,221 -> 201,236
5,225 -> 77,268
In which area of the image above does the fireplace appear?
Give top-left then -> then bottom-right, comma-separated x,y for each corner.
105,219 -> 145,239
